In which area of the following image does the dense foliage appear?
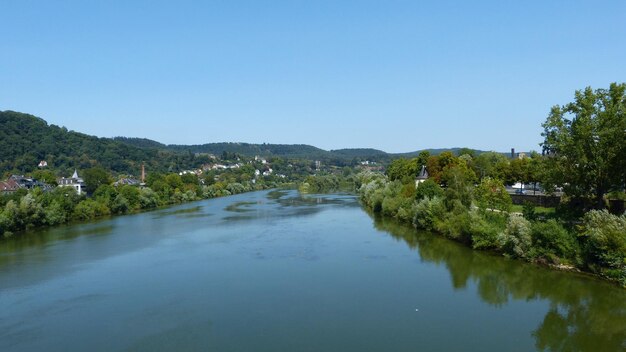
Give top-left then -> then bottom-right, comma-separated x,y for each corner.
0,111 -> 174,175
357,134 -> 626,286
0,171 -> 279,239
358,83 -> 626,286
541,83 -> 626,208
114,133 -> 494,165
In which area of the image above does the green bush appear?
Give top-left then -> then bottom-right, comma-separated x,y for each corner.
471,212 -> 505,250
118,185 -> 141,210
580,210 -> 626,284
522,202 -> 537,221
438,207 -> 481,244
73,199 -> 111,220
44,201 -> 67,226
530,220 -> 576,263
500,216 -> 532,259
139,188 -> 160,209
413,196 -> 446,231
415,179 -> 444,200
110,194 -> 130,214
226,182 -> 246,195
19,193 -> 45,229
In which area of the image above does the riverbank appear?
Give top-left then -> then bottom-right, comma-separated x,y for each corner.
355,171 -> 626,287
0,180 -> 295,240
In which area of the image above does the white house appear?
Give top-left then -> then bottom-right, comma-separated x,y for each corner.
58,169 -> 86,195
415,165 -> 429,187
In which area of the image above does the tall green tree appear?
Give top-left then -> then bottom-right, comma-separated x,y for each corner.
83,167 -> 113,195
475,177 -> 511,212
386,158 -> 418,184
541,83 -> 626,208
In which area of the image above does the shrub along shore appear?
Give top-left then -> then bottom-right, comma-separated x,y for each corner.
355,171 -> 626,287
0,174 -> 288,239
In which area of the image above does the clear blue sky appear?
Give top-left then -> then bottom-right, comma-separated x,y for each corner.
1,1 -> 625,153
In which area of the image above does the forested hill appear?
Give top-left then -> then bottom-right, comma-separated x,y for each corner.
1,110 -> 496,175
118,140 -> 489,162
112,137 -> 166,149
0,111 -> 188,175
168,142 -> 331,159
330,148 -> 388,158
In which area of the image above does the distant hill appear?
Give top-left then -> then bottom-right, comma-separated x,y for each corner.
112,137 -> 166,149
1,110 -> 508,176
167,142 -> 332,160
394,148 -> 476,158
0,111 -> 185,175
330,148 -> 388,157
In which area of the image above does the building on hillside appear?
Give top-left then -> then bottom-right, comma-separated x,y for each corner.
0,179 -> 19,194
10,175 -> 52,190
114,178 -> 140,187
10,175 -> 36,190
1,175 -> 53,194
58,170 -> 86,195
38,160 -> 48,168
415,165 -> 429,187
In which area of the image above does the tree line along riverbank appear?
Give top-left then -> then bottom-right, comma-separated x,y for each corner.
0,169 -> 296,240
354,83 -> 626,287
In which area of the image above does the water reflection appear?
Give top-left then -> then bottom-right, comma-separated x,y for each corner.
220,191 -> 357,223
151,205 -> 204,219
0,222 -> 116,267
225,201 -> 257,213
371,214 -> 626,351
2,190 -> 624,351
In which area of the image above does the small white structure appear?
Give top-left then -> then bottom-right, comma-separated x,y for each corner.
58,169 -> 86,195
511,182 -> 526,194
415,165 -> 429,187
38,160 -> 48,168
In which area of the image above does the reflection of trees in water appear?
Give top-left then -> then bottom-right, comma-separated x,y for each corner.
0,223 -> 116,267
371,214 -> 626,351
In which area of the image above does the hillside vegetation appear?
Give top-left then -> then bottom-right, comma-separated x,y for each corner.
2,110 -> 494,176
1,111 -> 216,176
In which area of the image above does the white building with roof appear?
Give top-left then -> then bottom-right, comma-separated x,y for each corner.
415,165 -> 429,187
58,169 -> 86,195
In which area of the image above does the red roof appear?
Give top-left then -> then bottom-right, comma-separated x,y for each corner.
0,180 -> 19,191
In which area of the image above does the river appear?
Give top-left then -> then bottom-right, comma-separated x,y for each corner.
0,190 -> 624,351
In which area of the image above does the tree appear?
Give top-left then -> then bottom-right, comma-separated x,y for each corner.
83,167 -> 113,195
31,169 -> 58,185
426,152 -> 458,184
416,151 -> 430,169
475,177 -> 511,212
473,152 -> 509,182
456,148 -> 476,158
415,179 -> 444,200
165,174 -> 183,190
386,158 -> 418,184
442,164 -> 475,210
541,83 -> 626,208
180,173 -> 198,185
580,210 -> 626,284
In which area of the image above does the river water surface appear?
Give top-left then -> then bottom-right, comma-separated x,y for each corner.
1,190 -> 624,351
